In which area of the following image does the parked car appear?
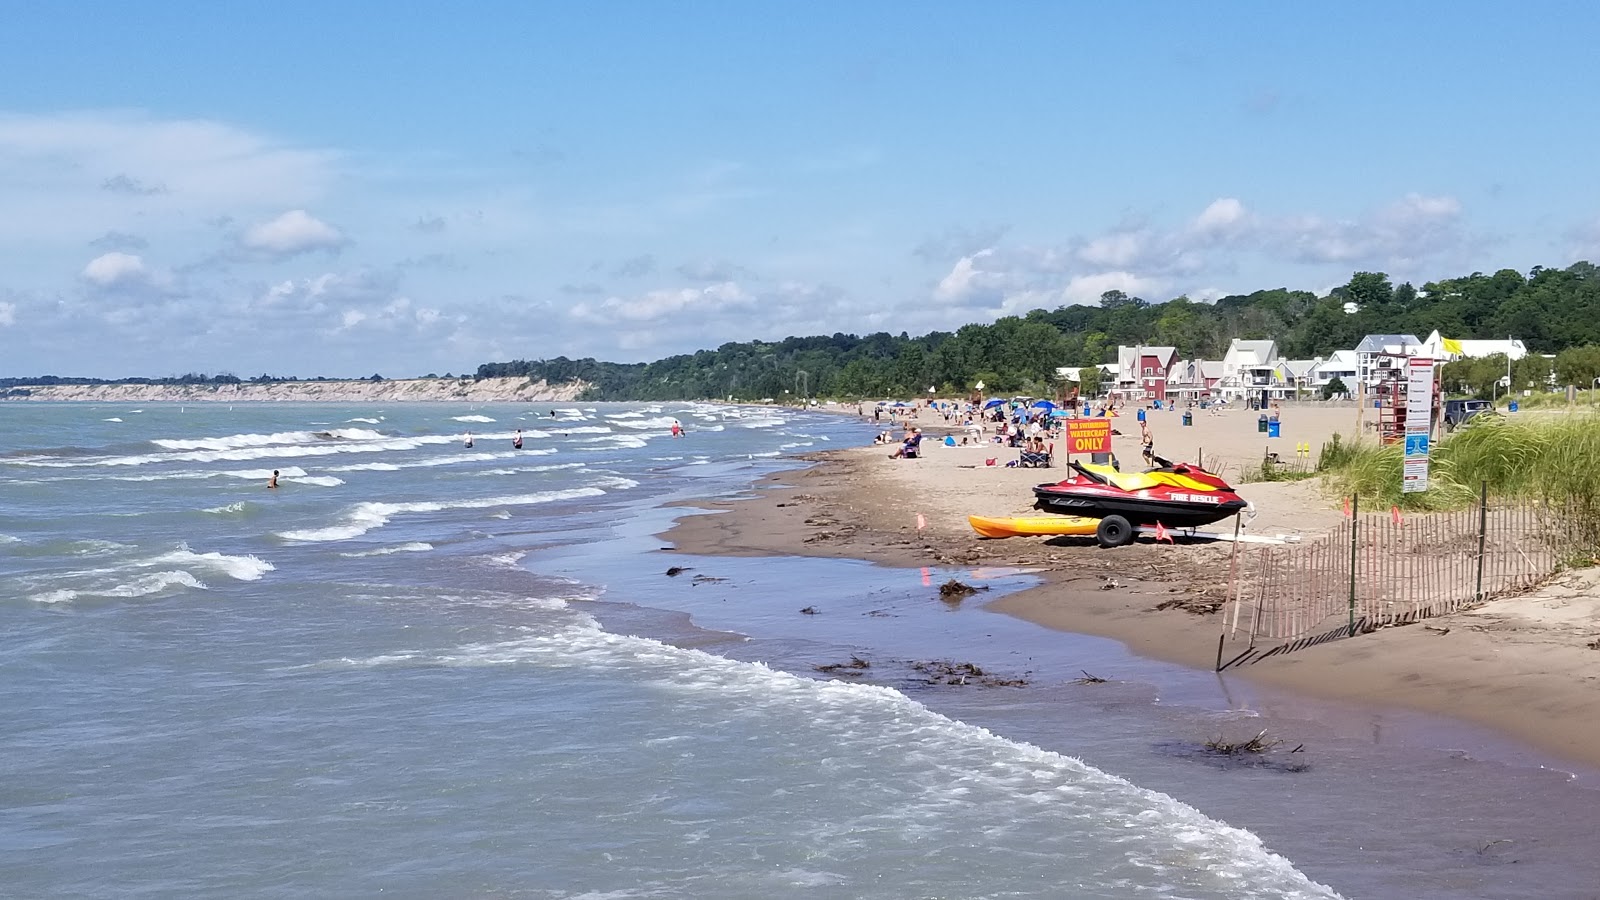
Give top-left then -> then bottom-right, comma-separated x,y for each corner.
1443,399 -> 1495,431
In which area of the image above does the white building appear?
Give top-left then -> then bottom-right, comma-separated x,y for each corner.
1354,334 -> 1424,386
1310,350 -> 1359,390
1215,339 -> 1280,401
1419,330 -> 1528,363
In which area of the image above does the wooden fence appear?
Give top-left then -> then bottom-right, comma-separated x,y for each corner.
1216,492 -> 1579,670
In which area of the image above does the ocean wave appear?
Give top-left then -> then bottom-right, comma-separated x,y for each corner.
142,548 -> 275,581
201,502 -> 254,515
451,415 -> 496,423
290,475 -> 345,487
739,417 -> 787,429
612,416 -> 682,430
31,570 -> 207,604
474,462 -> 587,476
338,542 -> 434,558
335,625 -> 1340,898
17,433 -> 470,468
346,417 -> 382,424
589,476 -> 641,491
552,425 -> 612,435
152,427 -> 388,451
276,486 -> 609,542
577,436 -> 649,451
103,417 -> 123,422
225,466 -> 309,480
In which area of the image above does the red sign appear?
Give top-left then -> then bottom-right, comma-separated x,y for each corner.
1065,418 -> 1112,454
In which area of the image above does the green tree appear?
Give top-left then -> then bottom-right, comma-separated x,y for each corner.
1078,366 -> 1104,398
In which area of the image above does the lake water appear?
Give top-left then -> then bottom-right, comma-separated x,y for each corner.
4,401 -> 1598,898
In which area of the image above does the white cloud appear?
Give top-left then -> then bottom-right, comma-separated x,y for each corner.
1274,193 -> 1467,266
1059,271 -> 1165,306
81,251 -> 150,288
0,110 -> 336,244
569,281 -> 755,323
1077,231 -> 1148,269
934,249 -> 997,302
0,300 -> 15,326
239,210 -> 346,257
1193,197 -> 1250,236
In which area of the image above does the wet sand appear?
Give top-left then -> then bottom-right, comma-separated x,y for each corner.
668,401 -> 1600,770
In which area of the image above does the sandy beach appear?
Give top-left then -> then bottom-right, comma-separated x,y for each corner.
668,400 -> 1600,770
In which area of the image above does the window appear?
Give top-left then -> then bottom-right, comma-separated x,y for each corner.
1143,367 -> 1154,376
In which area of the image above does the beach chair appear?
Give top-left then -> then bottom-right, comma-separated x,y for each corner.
900,433 -> 923,459
1018,442 -> 1053,468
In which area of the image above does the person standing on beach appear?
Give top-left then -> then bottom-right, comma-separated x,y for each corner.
268,470 -> 279,489
1140,420 -> 1155,467
512,429 -> 523,450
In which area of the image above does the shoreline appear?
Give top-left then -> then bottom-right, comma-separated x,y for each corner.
664,428 -> 1600,773
0,376 -> 587,404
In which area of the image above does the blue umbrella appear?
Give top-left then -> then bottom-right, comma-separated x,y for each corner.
982,398 -> 1004,409
1031,400 -> 1055,411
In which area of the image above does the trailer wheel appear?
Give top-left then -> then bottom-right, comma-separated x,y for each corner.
1096,515 -> 1134,548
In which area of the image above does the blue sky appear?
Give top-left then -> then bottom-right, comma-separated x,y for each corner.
3,1 -> 1598,378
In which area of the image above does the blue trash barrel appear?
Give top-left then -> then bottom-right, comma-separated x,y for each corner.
1136,408 -> 1146,423
1509,400 -> 1519,412
1268,420 -> 1281,438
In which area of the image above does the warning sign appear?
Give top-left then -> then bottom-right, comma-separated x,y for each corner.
1065,418 -> 1112,454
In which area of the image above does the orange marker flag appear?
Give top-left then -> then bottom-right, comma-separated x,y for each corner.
920,566 -> 932,587
1343,497 -> 1351,518
1391,505 -> 1402,526
1154,521 -> 1174,544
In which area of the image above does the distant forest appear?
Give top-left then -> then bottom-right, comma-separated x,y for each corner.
9,264 -> 1600,401
479,263 -> 1600,401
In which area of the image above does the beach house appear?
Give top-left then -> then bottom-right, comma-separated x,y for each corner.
1113,346 -> 1178,403
1310,350 -> 1359,394
1164,359 -> 1222,403
1354,334 -> 1424,386
1215,339 -> 1280,404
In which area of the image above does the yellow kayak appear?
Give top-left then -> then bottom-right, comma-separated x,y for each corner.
967,514 -> 1100,539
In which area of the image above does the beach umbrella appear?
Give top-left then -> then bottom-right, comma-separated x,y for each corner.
982,398 -> 1004,409
1031,400 -> 1055,411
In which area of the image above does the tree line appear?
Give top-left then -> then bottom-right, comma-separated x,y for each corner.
479,262 -> 1600,401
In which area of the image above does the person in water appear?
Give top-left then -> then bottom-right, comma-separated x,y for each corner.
268,470 -> 279,489
513,428 -> 523,450
670,420 -> 683,438
464,432 -> 474,448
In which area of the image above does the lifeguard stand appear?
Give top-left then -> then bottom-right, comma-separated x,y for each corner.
1368,352 -> 1410,444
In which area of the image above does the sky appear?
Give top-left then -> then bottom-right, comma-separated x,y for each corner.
2,1 -> 1598,379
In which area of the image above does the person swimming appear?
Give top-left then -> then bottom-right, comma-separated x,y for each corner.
512,428 -> 523,450
268,469 -> 279,489
464,432 -> 474,449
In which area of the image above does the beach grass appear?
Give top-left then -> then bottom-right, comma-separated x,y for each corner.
1319,413 -> 1600,526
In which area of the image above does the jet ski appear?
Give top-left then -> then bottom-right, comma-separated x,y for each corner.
1031,455 -> 1248,546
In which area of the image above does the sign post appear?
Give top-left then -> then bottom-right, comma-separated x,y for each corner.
1065,418 -> 1112,459
1402,357 -> 1435,494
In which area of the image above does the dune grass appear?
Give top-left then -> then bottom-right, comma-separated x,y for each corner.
1318,413 -> 1600,526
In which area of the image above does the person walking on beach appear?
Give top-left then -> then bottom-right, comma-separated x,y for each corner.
512,429 -> 523,450
1140,420 -> 1155,467
268,470 -> 279,489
